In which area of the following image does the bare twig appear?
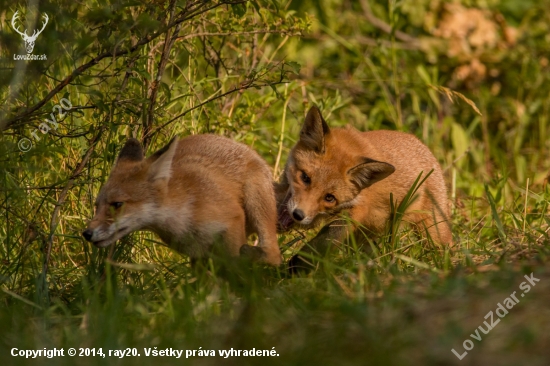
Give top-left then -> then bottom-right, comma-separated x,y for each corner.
177,29 -> 302,41
273,85 -> 291,179
147,79 -> 288,138
143,0 -> 182,150
358,0 -> 419,45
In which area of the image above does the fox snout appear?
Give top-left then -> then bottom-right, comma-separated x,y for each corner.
277,195 -> 314,230
289,207 -> 314,225
81,221 -> 131,248
82,229 -> 93,242
285,197 -> 316,226
81,216 -> 106,245
292,209 -> 305,222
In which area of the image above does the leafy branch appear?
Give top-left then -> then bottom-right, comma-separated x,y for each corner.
0,0 -> 247,132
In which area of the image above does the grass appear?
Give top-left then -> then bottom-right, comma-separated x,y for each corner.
1,184 -> 549,365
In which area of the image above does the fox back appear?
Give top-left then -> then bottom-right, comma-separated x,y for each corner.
83,135 -> 281,266
277,106 -> 452,246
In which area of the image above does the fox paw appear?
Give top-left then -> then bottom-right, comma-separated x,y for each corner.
239,245 -> 263,261
240,245 -> 283,266
288,254 -> 315,275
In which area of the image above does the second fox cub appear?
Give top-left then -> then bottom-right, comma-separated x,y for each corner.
276,106 -> 451,268
82,135 -> 281,266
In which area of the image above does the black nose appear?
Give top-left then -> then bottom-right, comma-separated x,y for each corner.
82,229 -> 93,242
292,209 -> 305,222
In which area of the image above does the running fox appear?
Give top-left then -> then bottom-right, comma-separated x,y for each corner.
276,106 -> 452,270
82,135 -> 282,266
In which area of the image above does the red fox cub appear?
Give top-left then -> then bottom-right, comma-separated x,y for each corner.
276,106 -> 452,269
82,135 -> 282,266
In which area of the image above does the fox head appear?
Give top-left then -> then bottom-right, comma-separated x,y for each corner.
82,137 -> 178,248
281,106 -> 395,228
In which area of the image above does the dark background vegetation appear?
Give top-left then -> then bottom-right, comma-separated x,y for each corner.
1,0 -> 550,364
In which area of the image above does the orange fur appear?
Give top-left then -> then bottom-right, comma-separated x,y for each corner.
276,107 -> 452,268
83,135 -> 281,266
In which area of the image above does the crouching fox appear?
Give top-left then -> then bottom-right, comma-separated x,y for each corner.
276,106 -> 452,270
82,135 -> 282,266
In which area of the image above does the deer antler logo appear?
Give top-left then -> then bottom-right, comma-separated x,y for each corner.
11,10 -> 49,54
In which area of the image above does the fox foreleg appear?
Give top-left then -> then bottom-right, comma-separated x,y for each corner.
288,219 -> 349,273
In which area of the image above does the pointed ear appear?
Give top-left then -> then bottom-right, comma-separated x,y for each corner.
148,137 -> 177,163
299,106 -> 330,153
117,138 -> 144,163
347,158 -> 395,190
147,137 -> 178,181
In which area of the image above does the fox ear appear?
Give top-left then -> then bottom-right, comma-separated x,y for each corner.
148,137 -> 178,181
117,138 -> 144,163
299,106 -> 330,153
347,158 -> 395,190
148,137 -> 177,163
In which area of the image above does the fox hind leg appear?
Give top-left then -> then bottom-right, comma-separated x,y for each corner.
223,212 -> 248,258
422,211 -> 452,246
242,171 -> 282,266
288,219 -> 351,274
422,189 -> 453,246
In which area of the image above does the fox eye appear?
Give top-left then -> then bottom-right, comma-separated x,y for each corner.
110,202 -> 123,209
324,194 -> 336,203
300,171 -> 311,184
